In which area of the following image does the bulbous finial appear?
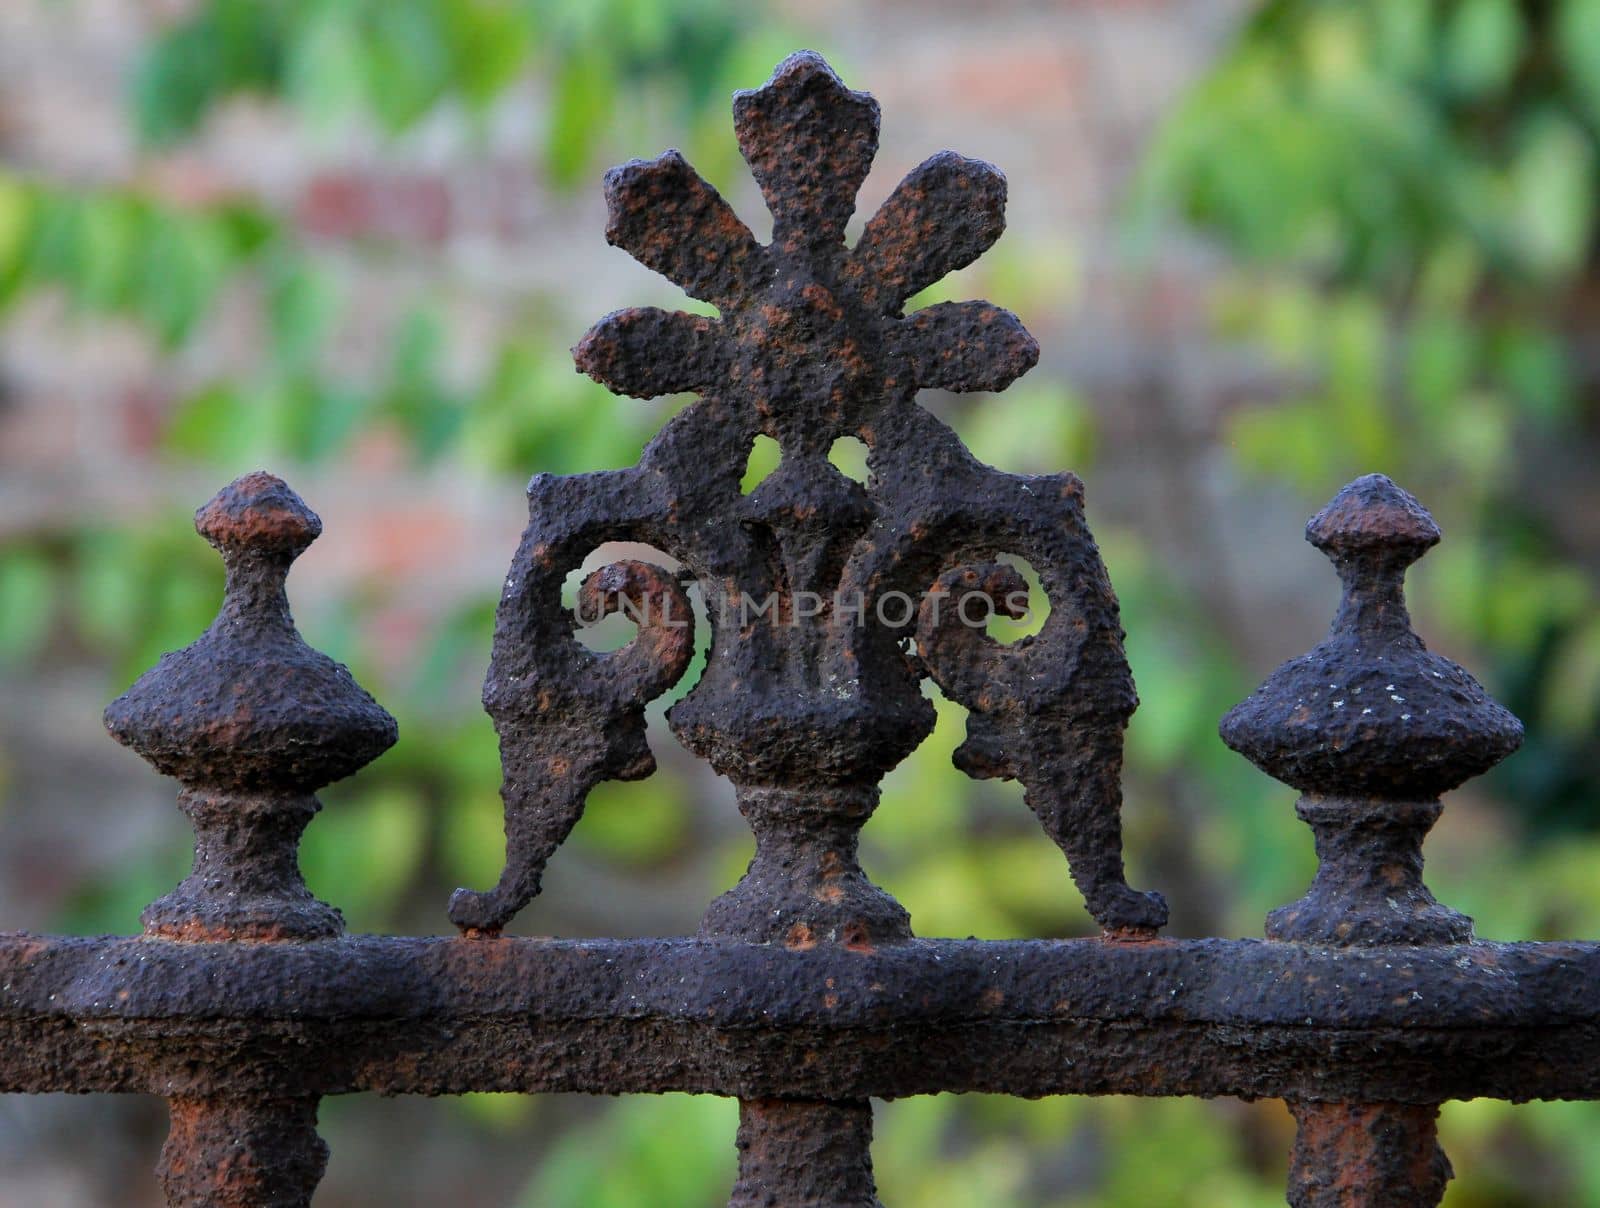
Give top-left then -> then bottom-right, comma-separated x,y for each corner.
107,473 -> 395,792
1306,471 -> 1441,558
1220,475 -> 1522,945
1221,474 -> 1520,803
194,468 -> 322,558
105,473 -> 396,940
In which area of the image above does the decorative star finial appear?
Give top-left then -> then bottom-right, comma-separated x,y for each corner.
451,51 -> 1165,943
573,50 -> 1038,460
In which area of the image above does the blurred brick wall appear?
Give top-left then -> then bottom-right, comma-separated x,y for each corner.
0,0 -> 1267,926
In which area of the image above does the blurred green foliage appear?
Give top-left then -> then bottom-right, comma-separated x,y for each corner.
1132,0 -> 1600,838
133,0 -> 753,186
1,0 -> 1597,1204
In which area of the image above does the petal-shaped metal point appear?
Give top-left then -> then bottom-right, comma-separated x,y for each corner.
603,151 -> 769,309
574,307 -> 726,400
853,152 -> 1008,312
893,301 -> 1039,393
733,50 -> 880,248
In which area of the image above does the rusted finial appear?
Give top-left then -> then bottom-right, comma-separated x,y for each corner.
1222,474 -> 1522,1208
1220,473 -> 1523,945
105,472 -> 397,941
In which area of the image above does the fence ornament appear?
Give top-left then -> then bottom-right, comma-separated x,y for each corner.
448,50 -> 1164,957
102,471 -> 397,1204
1220,473 -> 1523,1206
0,50 -> 1593,1208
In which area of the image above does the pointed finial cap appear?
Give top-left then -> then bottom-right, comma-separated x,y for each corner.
105,473 -> 396,790
1306,473 -> 1440,560
1220,475 -> 1521,799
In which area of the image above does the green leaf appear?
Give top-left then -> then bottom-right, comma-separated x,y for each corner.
572,775 -> 690,867
1506,115 -> 1595,280
0,551 -> 56,665
284,380 -> 371,464
1370,0 -> 1433,80
1559,0 -> 1600,127
1492,322 -> 1573,427
545,48 -> 617,189
0,177 -> 35,310
132,0 -> 289,145
131,215 -> 232,347
163,381 -> 245,461
267,262 -> 340,372
1229,399 -> 1345,495
444,0 -> 534,109
1442,0 -> 1522,99
1547,616 -> 1600,739
72,531 -> 146,654
1405,313 -> 1475,417
300,786 -> 428,927
285,8 -> 368,130
74,196 -> 140,310
360,0 -> 454,132
0,177 -> 33,274
132,20 -> 224,146
739,432 -> 781,494
520,1094 -> 736,1208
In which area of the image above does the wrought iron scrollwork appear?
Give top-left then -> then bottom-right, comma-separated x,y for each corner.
451,50 -> 1165,941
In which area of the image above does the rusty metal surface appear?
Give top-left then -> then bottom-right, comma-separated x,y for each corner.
0,49 -> 1585,1208
104,471 -> 396,943
451,50 -> 1162,947
445,51 -> 1161,1194
5,933 -> 1600,1103
1222,475 -> 1525,1204
731,1100 -> 881,1208
159,1096 -> 328,1208
98,472 -> 396,1205
1286,1103 -> 1451,1208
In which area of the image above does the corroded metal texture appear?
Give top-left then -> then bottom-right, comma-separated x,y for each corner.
5,933 -> 1600,1102
731,1100 -> 881,1208
105,471 -> 397,942
1223,475 -> 1524,1206
101,472 -> 395,1205
159,1096 -> 328,1208
1286,1102 -> 1451,1208
1221,475 -> 1521,808
450,49 -> 1164,946
0,49 -> 1583,1208
1223,475 -> 1521,947
449,51 -> 1160,1197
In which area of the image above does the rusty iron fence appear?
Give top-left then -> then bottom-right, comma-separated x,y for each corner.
2,51 -> 1592,1207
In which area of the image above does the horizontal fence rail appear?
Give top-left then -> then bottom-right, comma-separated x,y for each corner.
4,936 -> 1600,1103
2,50 -> 1592,1207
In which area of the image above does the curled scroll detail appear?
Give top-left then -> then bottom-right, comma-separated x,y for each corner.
448,556 -> 694,934
914,531 -> 1167,936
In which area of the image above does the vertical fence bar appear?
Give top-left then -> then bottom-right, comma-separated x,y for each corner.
709,783 -> 902,1205
1285,1102 -> 1451,1208
158,1097 -> 330,1208
104,473 -> 396,1205
731,1099 -> 882,1208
